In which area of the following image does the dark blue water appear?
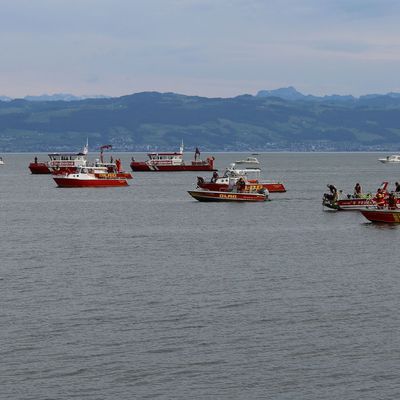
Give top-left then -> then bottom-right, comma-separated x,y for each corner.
1,152 -> 400,399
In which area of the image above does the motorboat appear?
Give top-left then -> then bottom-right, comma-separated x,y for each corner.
378,155 -> 400,163
234,157 -> 260,168
189,179 -> 268,202
0,157 -> 4,165
322,182 -> 392,210
130,143 -> 216,172
196,158 -> 286,193
53,166 -> 129,187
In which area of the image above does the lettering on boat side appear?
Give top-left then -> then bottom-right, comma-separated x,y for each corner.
219,194 -> 237,199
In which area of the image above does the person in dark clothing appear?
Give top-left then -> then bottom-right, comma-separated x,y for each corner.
388,192 -> 397,209
395,182 -> 400,192
354,183 -> 362,197
34,156 -> 38,164
324,184 -> 338,202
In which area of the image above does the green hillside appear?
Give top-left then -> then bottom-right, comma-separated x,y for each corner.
1,92 -> 400,151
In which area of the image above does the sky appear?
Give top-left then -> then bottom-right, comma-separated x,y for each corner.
1,0 -> 400,98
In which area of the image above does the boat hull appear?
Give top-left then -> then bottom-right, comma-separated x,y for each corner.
360,209 -> 400,223
198,181 -> 286,193
29,162 -> 51,174
131,161 -> 216,172
188,190 -> 267,202
53,177 -> 129,187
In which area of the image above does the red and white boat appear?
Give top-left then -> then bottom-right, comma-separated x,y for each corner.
53,166 -> 129,187
29,142 -> 88,174
360,208 -> 400,223
130,143 -> 216,172
323,182 -> 391,210
197,157 -> 286,193
188,181 -> 268,202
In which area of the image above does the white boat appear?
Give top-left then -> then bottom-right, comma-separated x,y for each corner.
0,157 -> 4,165
379,155 -> 400,163
234,157 -> 260,168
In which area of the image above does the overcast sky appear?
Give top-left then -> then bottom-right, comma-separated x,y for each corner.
1,0 -> 400,98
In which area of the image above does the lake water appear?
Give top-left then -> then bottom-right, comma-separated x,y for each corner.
1,152 -> 400,399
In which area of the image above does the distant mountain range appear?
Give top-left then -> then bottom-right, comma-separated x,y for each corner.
2,88 -> 400,152
256,86 -> 400,102
0,93 -> 110,102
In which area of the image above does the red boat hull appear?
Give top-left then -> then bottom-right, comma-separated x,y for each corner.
360,209 -> 400,223
131,161 -> 216,172
198,181 -> 286,193
116,172 -> 133,179
188,190 -> 267,202
53,177 -> 129,187
29,162 -> 51,174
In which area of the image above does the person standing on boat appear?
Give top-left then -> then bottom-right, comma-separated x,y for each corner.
326,184 -> 338,201
388,192 -> 397,210
375,188 -> 386,209
395,182 -> 400,192
354,183 -> 362,198
34,156 -> 38,164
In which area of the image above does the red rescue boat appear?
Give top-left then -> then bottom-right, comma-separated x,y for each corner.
130,143 -> 216,172
323,182 -> 392,210
53,166 -> 129,188
189,180 -> 268,202
29,142 -> 88,174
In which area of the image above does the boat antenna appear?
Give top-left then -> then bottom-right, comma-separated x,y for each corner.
83,137 -> 89,155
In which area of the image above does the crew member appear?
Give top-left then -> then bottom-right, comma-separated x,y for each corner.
388,192 -> 397,210
375,188 -> 386,209
237,178 -> 246,193
354,183 -> 362,198
211,171 -> 219,183
116,158 -> 121,172
395,182 -> 400,192
34,156 -> 38,164
326,184 -> 338,202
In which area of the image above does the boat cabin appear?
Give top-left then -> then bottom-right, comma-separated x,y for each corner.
146,152 -> 184,166
48,153 -> 87,168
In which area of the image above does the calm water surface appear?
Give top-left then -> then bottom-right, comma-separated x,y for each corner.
1,152 -> 400,399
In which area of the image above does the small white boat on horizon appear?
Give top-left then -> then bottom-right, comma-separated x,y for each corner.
234,156 -> 260,169
0,157 -> 4,165
379,154 -> 400,163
